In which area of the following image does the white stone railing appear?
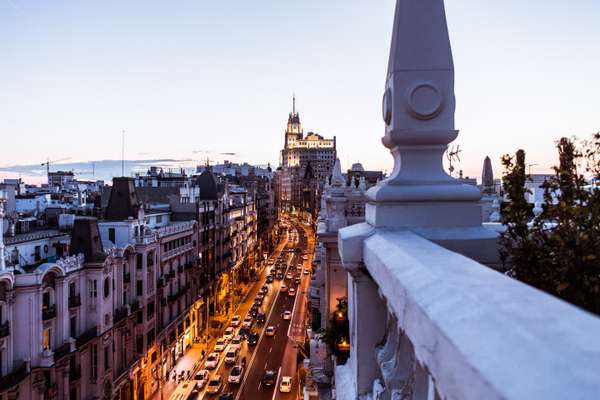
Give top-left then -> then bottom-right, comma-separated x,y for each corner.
161,242 -> 193,261
336,224 -> 600,400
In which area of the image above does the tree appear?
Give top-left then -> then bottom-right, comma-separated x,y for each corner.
501,135 -> 600,315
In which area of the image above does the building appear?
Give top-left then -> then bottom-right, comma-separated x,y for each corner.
278,97 -> 336,215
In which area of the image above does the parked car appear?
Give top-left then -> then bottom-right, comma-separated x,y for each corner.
228,365 -> 244,384
283,310 -> 292,320
280,376 -> 292,393
248,332 -> 259,345
231,315 -> 241,327
206,375 -> 223,394
262,370 -> 277,387
280,285 -> 288,293
288,287 -> 296,297
214,338 -> 227,352
204,353 -> 220,369
265,326 -> 276,337
194,370 -> 210,388
223,327 -> 235,341
224,347 -> 239,365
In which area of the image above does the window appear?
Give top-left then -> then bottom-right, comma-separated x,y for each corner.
147,329 -> 155,346
88,280 -> 97,299
103,277 -> 110,298
103,346 -> 110,370
108,228 -> 115,244
147,252 -> 154,267
42,328 -> 51,351
69,281 -> 76,298
90,344 -> 98,380
147,301 -> 155,319
136,335 -> 143,355
70,316 -> 77,338
136,280 -> 143,297
42,291 -> 50,309
156,215 -> 162,224
123,291 -> 127,305
136,254 -> 143,269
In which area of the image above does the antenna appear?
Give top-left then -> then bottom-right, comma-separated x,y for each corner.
446,145 -> 462,177
292,93 -> 296,114
528,163 -> 539,175
121,130 -> 125,177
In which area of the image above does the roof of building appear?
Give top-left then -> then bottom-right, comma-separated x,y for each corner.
70,217 -> 106,263
104,177 -> 140,221
194,170 -> 218,201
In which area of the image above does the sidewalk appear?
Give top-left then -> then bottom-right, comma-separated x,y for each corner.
153,345 -> 203,400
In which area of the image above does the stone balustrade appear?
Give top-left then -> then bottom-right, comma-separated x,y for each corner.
336,225 -> 600,400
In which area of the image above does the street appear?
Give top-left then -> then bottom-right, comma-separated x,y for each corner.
164,218 -> 314,400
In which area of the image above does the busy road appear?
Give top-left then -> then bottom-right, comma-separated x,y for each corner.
167,218 -> 314,400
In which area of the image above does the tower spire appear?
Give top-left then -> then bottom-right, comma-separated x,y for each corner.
292,93 -> 296,114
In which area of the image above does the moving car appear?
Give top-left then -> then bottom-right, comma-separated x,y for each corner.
261,285 -> 269,294
254,297 -> 263,306
204,353 -> 220,369
266,275 -> 274,283
262,370 -> 277,387
206,375 -> 223,394
286,273 -> 293,280
256,312 -> 266,324
294,277 -> 301,285
243,316 -> 253,328
276,272 -> 284,280
214,338 -> 227,352
248,332 -> 259,345
302,255 -> 308,260
230,335 -> 242,349
265,326 -> 276,337
219,393 -> 234,400
194,370 -> 210,388
223,327 -> 235,340
283,310 -> 292,320
288,287 -> 296,297
256,292 -> 265,300
280,376 -> 292,393
304,268 -> 310,275
280,285 -> 288,293
228,365 -> 244,384
231,315 -> 241,327
224,347 -> 239,365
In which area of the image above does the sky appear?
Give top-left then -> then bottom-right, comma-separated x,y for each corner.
1,0 -> 599,183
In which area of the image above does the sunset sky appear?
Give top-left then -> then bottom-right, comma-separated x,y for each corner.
2,0 -> 599,183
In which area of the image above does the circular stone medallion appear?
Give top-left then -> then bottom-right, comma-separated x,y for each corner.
406,81 -> 443,120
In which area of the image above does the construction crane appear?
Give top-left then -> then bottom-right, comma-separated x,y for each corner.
41,157 -> 71,178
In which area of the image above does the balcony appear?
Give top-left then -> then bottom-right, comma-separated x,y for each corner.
68,294 -> 81,308
113,306 -> 129,324
42,305 -> 56,321
0,361 -> 28,390
130,300 -> 140,312
335,227 -> 600,399
53,342 -> 72,362
0,321 -> 10,337
76,326 -> 97,348
161,242 -> 193,262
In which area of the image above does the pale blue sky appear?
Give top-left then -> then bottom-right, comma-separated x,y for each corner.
1,0 -> 599,182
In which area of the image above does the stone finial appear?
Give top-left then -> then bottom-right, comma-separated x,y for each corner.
533,201 -> 543,218
366,0 -> 481,228
331,159 -> 345,188
482,156 -> 494,194
358,176 -> 367,192
489,199 -> 501,222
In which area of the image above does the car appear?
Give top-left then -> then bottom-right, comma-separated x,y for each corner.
230,335 -> 242,349
214,338 -> 227,352
280,284 -> 288,292
238,326 -> 250,337
256,292 -> 265,300
256,312 -> 266,323
218,393 -> 234,400
283,310 -> 292,320
254,297 -> 263,306
206,375 -> 223,394
288,287 -> 296,297
276,273 -> 284,280
204,353 -> 220,369
250,307 -> 259,318
223,327 -> 235,340
294,277 -> 301,285
228,365 -> 244,384
248,332 -> 259,345
265,326 -> 276,336
302,255 -> 308,260
224,347 -> 239,365
261,285 -> 269,293
194,370 -> 210,387
266,275 -> 274,283
187,388 -> 200,400
286,272 -> 293,280
231,315 -> 241,327
268,259 -> 274,265
280,376 -> 292,393
296,265 -> 302,271
243,316 -> 253,328
304,268 -> 310,275
262,370 -> 277,386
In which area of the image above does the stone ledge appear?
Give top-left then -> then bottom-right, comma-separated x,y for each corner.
362,230 -> 600,400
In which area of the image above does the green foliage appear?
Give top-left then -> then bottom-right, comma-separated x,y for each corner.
501,134 -> 600,315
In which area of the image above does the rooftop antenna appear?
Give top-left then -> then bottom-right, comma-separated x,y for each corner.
292,93 -> 296,114
446,144 -> 462,177
121,130 -> 125,177
528,163 -> 539,175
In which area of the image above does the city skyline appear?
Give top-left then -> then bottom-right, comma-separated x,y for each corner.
2,0 -> 600,181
